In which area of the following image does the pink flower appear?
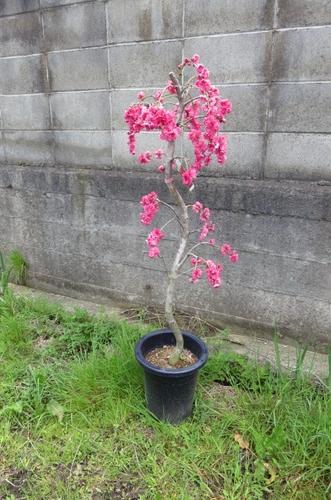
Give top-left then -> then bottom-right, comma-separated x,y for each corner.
230,251 -> 239,263
205,260 -> 222,288
153,90 -> 163,101
155,148 -> 164,159
137,91 -> 145,101
190,267 -> 203,283
192,201 -> 203,213
148,246 -> 160,258
199,223 -> 209,241
146,228 -> 165,247
209,239 -> 215,246
166,80 -> 177,95
181,168 -> 197,186
158,164 -> 165,173
191,54 -> 200,65
140,192 -> 159,225
200,207 -> 210,222
139,151 -> 152,164
221,243 -> 232,256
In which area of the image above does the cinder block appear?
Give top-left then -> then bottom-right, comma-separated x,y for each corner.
269,83 -> 331,133
0,133 -> 6,162
216,211 -> 331,262
265,133 -> 331,180
0,55 -> 47,94
54,130 -> 112,166
43,2 -> 106,51
0,11 -> 42,57
277,0 -> 331,27
41,0 -> 86,6
0,94 -> 50,130
185,0 -> 273,36
184,32 -> 272,84
272,27 -> 331,81
51,91 -> 111,130
3,131 -> 54,164
220,84 -> 268,132
47,48 -> 108,91
0,0 -> 39,16
108,41 -> 182,88
107,0 -> 183,42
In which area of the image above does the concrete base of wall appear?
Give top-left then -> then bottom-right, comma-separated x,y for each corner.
1,163 -> 330,351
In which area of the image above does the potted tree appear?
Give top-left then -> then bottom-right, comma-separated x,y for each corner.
125,55 -> 238,424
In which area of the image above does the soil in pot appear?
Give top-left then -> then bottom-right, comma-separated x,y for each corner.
145,345 -> 198,369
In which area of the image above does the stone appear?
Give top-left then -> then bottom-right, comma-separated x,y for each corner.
0,94 -> 50,130
269,83 -> 331,133
272,27 -> 331,81
185,0 -> 274,36
0,0 -> 39,16
277,0 -> 331,28
47,48 -> 108,91
54,130 -> 112,166
265,133 -> 331,180
43,2 -> 107,51
3,131 -> 54,164
0,55 -> 47,94
108,41 -> 182,87
184,32 -> 272,84
50,91 -> 111,130
0,11 -> 42,57
107,0 -> 183,42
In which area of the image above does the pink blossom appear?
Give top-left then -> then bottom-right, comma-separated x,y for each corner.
191,54 -> 200,65
158,164 -> 165,173
192,201 -> 203,213
140,192 -> 159,225
181,168 -> 197,186
209,239 -> 215,246
148,246 -> 160,258
205,260 -> 222,288
230,251 -> 239,263
190,267 -> 203,283
166,80 -> 177,95
155,148 -> 164,159
191,257 -> 203,266
200,207 -> 210,222
153,90 -> 163,101
199,223 -> 209,241
138,151 -> 152,164
137,91 -> 145,101
146,228 -> 165,247
221,243 -> 232,256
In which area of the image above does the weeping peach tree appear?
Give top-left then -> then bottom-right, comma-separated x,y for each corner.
125,55 -> 238,365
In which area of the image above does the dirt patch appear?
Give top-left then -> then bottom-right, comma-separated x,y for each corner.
0,468 -> 31,497
145,346 -> 197,369
92,475 -> 144,499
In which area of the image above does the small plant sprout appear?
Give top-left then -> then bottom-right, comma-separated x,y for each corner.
125,55 -> 239,365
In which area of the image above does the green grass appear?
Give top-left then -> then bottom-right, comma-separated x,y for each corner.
0,294 -> 330,499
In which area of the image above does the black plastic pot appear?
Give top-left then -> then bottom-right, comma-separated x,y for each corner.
135,328 -> 208,424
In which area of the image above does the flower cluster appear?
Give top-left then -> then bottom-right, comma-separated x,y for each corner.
146,228 -> 165,258
124,54 -> 232,187
140,192 -> 159,225
125,104 -> 180,156
189,201 -> 239,287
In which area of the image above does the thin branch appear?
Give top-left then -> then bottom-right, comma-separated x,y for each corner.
160,216 -> 176,232
158,199 -> 184,229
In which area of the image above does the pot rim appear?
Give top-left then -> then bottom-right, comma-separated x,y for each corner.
135,328 -> 208,378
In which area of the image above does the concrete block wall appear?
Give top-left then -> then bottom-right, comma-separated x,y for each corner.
0,0 -> 330,348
